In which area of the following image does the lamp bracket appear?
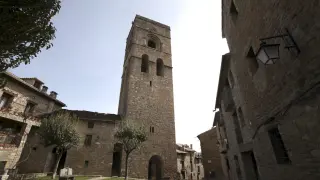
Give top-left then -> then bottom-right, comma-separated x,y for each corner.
259,28 -> 300,55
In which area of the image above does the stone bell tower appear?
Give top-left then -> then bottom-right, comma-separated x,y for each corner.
118,15 -> 177,179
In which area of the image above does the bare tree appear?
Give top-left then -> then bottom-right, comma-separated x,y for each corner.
38,111 -> 80,179
114,120 -> 147,180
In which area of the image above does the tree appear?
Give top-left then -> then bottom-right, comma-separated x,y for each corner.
0,0 -> 61,72
38,111 -> 80,179
114,120 -> 147,180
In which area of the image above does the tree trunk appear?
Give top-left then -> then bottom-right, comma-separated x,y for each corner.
124,153 -> 129,180
52,151 -> 63,179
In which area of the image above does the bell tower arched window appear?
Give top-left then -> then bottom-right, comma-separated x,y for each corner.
148,40 -> 156,49
141,54 -> 149,73
156,58 -> 164,76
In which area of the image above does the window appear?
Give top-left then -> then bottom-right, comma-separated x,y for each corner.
247,46 -> 259,75
141,54 -> 149,73
230,0 -> 238,20
0,92 -> 13,109
148,40 -> 156,48
225,157 -> 230,170
0,161 -> 6,174
233,111 -> 243,144
268,127 -> 291,164
181,160 -> 185,169
181,170 -> 185,179
242,151 -> 260,180
156,59 -> 164,76
237,107 -> 245,127
84,135 -> 92,146
150,126 -> 154,133
84,160 -> 89,168
24,102 -> 36,115
88,122 -> 94,129
150,81 -> 152,87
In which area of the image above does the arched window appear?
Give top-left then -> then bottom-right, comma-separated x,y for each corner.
141,54 -> 149,73
147,34 -> 161,50
148,40 -> 156,49
156,59 -> 164,76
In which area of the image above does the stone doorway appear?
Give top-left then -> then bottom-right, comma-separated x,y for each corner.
111,143 -> 122,176
148,155 -> 163,180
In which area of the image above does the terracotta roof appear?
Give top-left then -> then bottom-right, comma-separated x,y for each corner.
2,72 -> 66,107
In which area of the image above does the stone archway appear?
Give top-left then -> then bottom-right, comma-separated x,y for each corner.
148,155 -> 163,180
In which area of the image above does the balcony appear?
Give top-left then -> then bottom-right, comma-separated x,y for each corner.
222,86 -> 235,112
0,103 -> 40,126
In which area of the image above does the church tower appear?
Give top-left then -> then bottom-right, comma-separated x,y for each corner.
118,15 -> 177,179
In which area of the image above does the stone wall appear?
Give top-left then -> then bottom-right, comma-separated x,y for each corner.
65,119 -> 118,176
18,113 -> 121,177
218,0 -> 320,180
0,73 -> 64,172
198,128 -> 225,180
118,15 -> 177,179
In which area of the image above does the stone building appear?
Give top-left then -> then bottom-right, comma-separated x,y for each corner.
176,144 -> 204,180
18,110 -> 121,177
0,72 -> 65,178
194,153 -> 204,180
117,15 -> 177,179
197,124 -> 225,180
17,15 -> 177,180
215,0 -> 320,180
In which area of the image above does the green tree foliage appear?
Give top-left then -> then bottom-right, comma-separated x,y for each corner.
38,111 -> 80,179
114,121 -> 147,180
0,0 -> 61,71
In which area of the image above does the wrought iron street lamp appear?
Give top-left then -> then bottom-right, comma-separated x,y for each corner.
256,28 -> 300,65
256,42 -> 280,65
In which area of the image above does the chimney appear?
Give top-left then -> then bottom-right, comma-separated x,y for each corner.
41,86 -> 48,93
190,144 -> 193,149
50,91 -> 58,99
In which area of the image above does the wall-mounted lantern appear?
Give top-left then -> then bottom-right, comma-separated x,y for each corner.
256,28 -> 300,65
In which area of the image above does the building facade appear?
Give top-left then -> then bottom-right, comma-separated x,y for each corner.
0,72 -> 65,178
197,125 -> 225,180
18,110 -> 121,177
215,0 -> 320,180
17,15 -> 177,180
176,144 -> 204,180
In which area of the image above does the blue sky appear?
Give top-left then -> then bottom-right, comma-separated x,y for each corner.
10,0 -> 228,151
